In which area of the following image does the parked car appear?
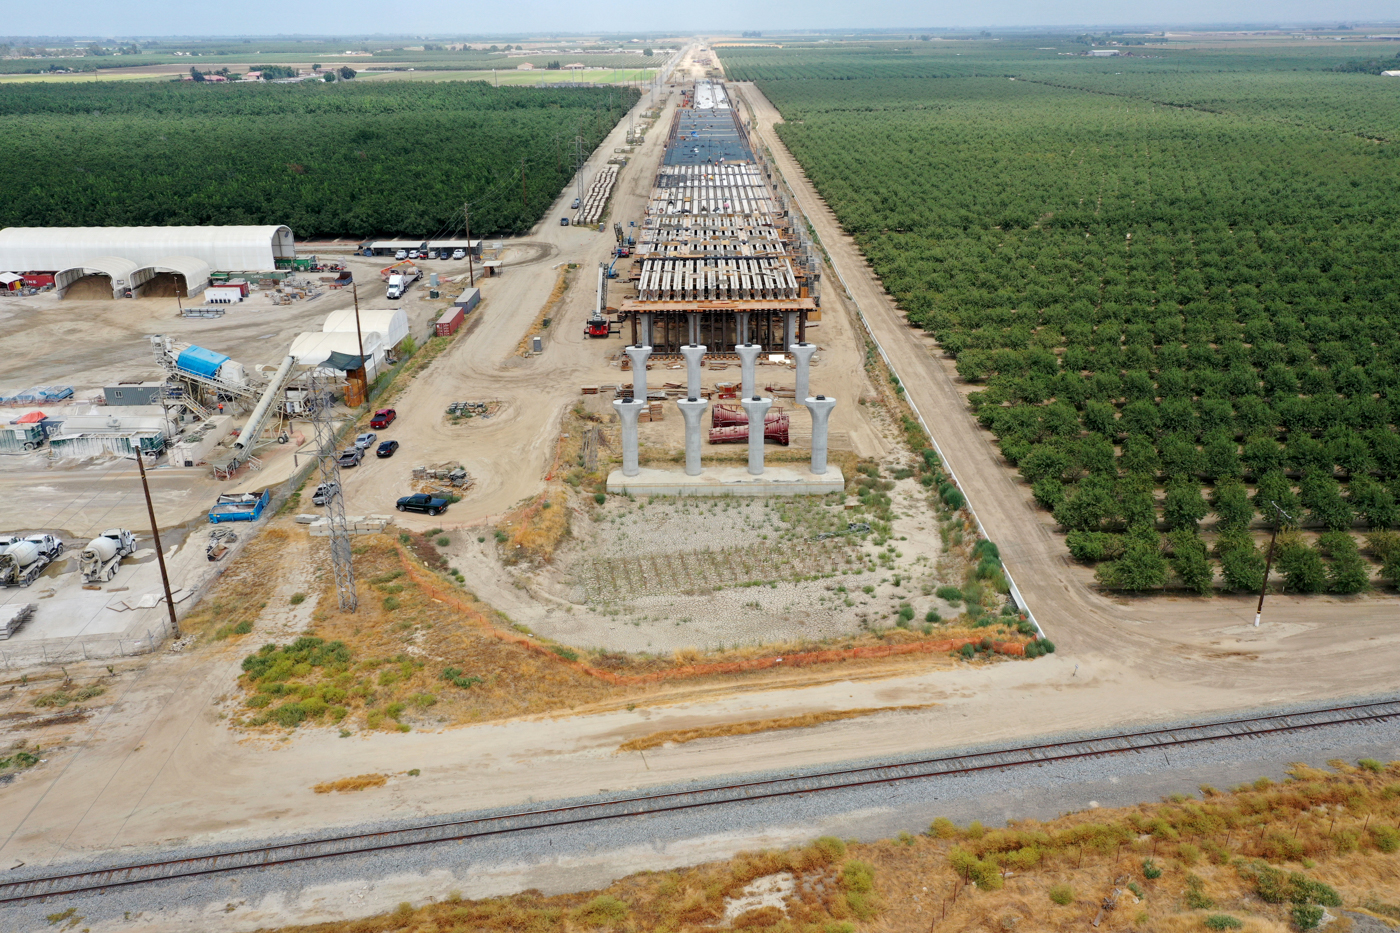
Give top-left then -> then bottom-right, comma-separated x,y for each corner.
370,408 -> 397,429
560,217 -> 570,226
395,249 -> 408,260
354,432 -> 377,449
376,440 -> 400,458
571,197 -> 581,209
311,481 -> 340,506
337,447 -> 363,468
396,493 -> 448,516
426,250 -> 439,260
451,248 -> 466,260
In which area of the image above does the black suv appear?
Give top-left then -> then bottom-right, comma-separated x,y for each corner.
396,493 -> 449,516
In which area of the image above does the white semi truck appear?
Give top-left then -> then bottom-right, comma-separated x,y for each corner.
79,529 -> 137,583
385,268 -> 422,300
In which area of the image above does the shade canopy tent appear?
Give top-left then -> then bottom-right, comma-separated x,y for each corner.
0,226 -> 295,280
289,331 -> 387,382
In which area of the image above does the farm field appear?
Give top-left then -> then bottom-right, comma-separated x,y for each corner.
720,39 -> 1400,596
359,67 -> 657,86
0,80 -> 638,237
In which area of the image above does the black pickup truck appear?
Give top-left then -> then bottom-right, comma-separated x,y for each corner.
396,493 -> 449,516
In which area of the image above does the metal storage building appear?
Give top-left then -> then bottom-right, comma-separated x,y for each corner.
289,331 -> 387,381
46,406 -> 175,459
0,225 -> 293,298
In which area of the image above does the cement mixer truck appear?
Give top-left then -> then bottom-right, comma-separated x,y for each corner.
0,533 -> 64,587
79,529 -> 137,583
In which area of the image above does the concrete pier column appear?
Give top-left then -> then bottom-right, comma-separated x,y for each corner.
741,396 -> 773,476
612,398 -> 645,477
790,342 -> 816,403
677,397 -> 708,476
802,395 -> 837,475
783,311 -> 798,352
680,344 -> 707,399
736,311 -> 751,347
735,344 -> 762,400
640,313 -> 655,349
625,345 -> 652,402
687,313 -> 701,346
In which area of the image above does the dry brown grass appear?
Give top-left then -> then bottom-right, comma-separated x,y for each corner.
262,760 -> 1400,933
180,527 -> 294,642
617,704 -> 934,751
496,488 -> 571,564
311,773 -> 387,794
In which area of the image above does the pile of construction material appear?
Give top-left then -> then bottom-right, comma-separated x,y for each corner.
709,404 -> 790,445
308,515 -> 391,537
445,400 -> 500,419
576,165 -> 619,226
0,603 -> 35,639
413,462 -> 474,493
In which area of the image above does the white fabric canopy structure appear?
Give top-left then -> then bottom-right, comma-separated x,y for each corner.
321,308 -> 408,349
0,225 -> 294,275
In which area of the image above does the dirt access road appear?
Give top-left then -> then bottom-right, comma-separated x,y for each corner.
734,81 -> 1400,692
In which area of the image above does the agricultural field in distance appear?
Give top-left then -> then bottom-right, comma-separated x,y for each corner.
360,67 -> 657,86
0,80 -> 638,237
721,37 -> 1400,597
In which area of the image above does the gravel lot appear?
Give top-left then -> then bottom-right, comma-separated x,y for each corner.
6,697 -> 1397,933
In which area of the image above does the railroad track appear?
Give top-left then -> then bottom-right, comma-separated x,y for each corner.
4,697 -> 1397,906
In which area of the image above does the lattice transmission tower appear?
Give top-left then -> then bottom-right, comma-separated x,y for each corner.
308,367 -> 357,611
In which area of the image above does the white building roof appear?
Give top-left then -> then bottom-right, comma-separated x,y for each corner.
288,330 -> 386,366
321,308 -> 408,348
0,225 -> 295,273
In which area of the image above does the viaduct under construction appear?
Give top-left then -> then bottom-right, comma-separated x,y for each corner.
620,80 -> 821,356
606,80 -> 841,496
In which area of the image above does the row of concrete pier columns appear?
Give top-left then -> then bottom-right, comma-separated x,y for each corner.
612,333 -> 836,480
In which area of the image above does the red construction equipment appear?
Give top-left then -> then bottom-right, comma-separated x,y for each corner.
709,414 -> 789,446
710,404 -> 786,428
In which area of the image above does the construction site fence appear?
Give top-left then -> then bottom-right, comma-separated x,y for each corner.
734,86 -> 1042,638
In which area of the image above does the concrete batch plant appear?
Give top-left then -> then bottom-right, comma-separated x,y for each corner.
0,225 -> 295,298
607,80 -> 841,497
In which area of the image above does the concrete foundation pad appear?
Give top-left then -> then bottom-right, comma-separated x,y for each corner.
606,465 -> 845,497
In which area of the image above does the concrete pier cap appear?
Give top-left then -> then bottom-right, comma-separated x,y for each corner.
790,342 -> 817,402
677,397 -> 709,476
802,395 -> 837,475
735,344 -> 762,399
741,395 -> 773,476
612,397 -> 646,477
625,344 -> 652,402
680,344 -> 707,399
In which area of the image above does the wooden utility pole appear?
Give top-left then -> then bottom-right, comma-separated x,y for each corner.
521,157 -> 528,210
352,281 -> 367,405
464,203 -> 475,287
1254,501 -> 1293,627
136,449 -> 180,638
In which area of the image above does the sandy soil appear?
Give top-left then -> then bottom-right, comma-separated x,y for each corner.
2,47 -> 1399,927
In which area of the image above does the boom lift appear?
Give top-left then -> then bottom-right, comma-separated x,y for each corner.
586,262 -> 613,338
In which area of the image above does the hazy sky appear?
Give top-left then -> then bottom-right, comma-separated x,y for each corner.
7,0 -> 1397,37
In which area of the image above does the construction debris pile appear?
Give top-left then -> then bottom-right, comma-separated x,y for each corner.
446,400 -> 500,420
413,461 -> 475,495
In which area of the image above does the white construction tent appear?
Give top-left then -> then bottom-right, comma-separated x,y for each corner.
0,225 -> 294,298
321,308 -> 409,350
289,331 -> 387,382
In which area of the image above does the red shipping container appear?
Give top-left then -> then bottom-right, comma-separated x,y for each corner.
435,307 -> 465,336
22,273 -> 55,288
